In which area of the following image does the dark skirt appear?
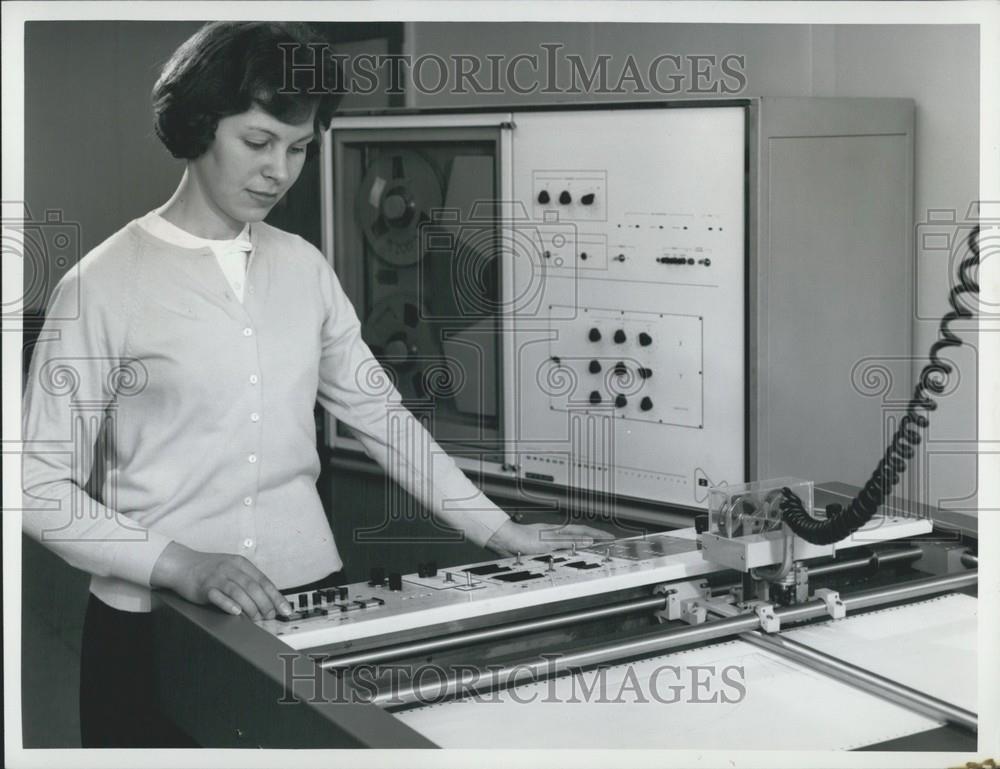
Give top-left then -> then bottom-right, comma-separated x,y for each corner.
79,570 -> 346,747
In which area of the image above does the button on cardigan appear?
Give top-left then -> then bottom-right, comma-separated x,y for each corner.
22,219 -> 511,612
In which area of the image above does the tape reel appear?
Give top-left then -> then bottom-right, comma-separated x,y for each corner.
356,149 -> 443,267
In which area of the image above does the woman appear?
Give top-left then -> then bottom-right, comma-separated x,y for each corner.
21,21 -> 609,748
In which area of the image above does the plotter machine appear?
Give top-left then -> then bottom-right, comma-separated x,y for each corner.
153,98 -> 981,750
153,480 -> 978,749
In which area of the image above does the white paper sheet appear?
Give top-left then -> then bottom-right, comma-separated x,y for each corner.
396,594 -> 976,749
782,593 -> 977,711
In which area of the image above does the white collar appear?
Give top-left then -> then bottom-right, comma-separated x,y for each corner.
137,211 -> 251,254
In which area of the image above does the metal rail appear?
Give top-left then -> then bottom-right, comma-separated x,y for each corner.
323,546 -> 925,671
368,571 -> 976,707
319,595 -> 668,670
741,631 -> 977,731
809,546 -> 923,576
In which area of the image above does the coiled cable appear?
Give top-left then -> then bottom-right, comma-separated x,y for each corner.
779,226 -> 981,545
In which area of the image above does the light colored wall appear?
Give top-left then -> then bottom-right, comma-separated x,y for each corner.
406,22 -> 981,515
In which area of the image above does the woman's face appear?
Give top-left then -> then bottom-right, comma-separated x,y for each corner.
189,102 -> 316,227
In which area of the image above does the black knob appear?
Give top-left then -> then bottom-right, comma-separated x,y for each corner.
368,567 -> 385,586
580,252 -> 588,260
581,193 -> 595,205
589,391 -> 602,405
312,590 -> 323,604
588,328 -> 602,342
614,394 -> 627,408
589,360 -> 602,374
559,190 -> 572,205
638,367 -> 653,379
639,332 -> 652,347
426,561 -> 437,577
613,329 -> 626,344
694,514 -> 709,534
298,594 -> 308,609
613,361 -> 627,376
388,573 -> 403,591
537,190 -> 550,204
640,396 -> 653,411
337,586 -> 349,601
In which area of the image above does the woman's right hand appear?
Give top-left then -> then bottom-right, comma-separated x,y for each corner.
150,541 -> 292,620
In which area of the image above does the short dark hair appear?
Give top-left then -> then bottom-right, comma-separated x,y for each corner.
152,21 -> 340,159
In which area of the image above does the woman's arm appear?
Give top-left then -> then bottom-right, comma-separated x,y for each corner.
21,261 -> 174,586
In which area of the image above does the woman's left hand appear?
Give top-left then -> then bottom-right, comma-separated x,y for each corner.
484,519 -> 615,557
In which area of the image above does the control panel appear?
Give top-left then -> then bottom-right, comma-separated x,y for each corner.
510,107 -> 745,507
257,511 -> 930,651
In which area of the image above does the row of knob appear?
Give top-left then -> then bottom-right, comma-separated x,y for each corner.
296,586 -> 349,608
589,328 -> 653,346
589,392 -> 654,411
538,190 -> 596,206
657,256 -> 711,266
588,360 -> 653,379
